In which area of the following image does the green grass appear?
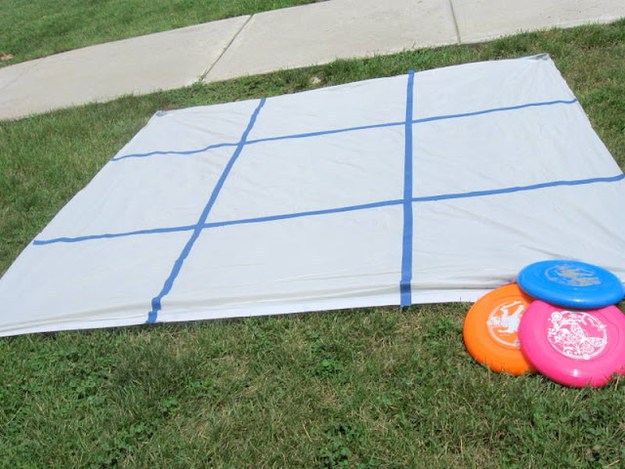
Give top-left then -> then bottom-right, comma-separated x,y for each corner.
0,0 -> 324,67
1,19 -> 625,468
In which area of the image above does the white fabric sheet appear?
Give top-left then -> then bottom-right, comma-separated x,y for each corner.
1,54 -> 624,336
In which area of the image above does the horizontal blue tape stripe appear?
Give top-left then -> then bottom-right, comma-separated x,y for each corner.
112,98 -> 577,161
245,121 -> 405,146
32,174 -> 623,246
201,199 -> 404,229
112,141 -> 239,161
32,224 -> 198,245
412,99 -> 578,125
32,200 -> 404,245
411,174 -> 625,203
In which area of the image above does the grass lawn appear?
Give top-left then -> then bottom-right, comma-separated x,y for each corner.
1,19 -> 625,469
0,0 -> 324,67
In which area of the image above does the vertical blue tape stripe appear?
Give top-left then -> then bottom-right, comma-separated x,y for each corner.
146,98 -> 267,323
400,71 -> 415,307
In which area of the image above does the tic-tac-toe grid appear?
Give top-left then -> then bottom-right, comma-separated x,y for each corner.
2,54 -> 625,337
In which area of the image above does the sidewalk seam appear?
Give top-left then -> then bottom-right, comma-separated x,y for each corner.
199,14 -> 253,83
0,58 -> 47,93
447,0 -> 461,44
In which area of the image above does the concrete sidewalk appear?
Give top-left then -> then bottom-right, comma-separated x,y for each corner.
1,0 -> 624,120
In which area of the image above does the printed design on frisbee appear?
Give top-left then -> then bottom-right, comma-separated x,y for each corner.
547,311 -> 608,360
545,264 -> 601,287
486,300 -> 525,347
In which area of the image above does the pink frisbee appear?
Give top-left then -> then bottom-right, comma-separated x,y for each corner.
519,301 -> 625,387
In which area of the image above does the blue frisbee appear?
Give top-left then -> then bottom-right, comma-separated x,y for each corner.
517,260 -> 625,309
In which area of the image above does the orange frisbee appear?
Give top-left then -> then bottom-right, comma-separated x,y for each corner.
463,283 -> 536,375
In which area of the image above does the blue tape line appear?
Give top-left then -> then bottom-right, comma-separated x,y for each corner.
400,71 -> 415,307
411,174 -> 625,203
32,224 -> 197,245
112,142 -> 238,161
113,122 -> 404,162
201,199 -> 404,229
412,99 -> 577,125
32,201 -> 404,245
245,121 -> 405,146
112,98 -> 577,161
33,174 -> 624,246
146,97 -> 266,324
